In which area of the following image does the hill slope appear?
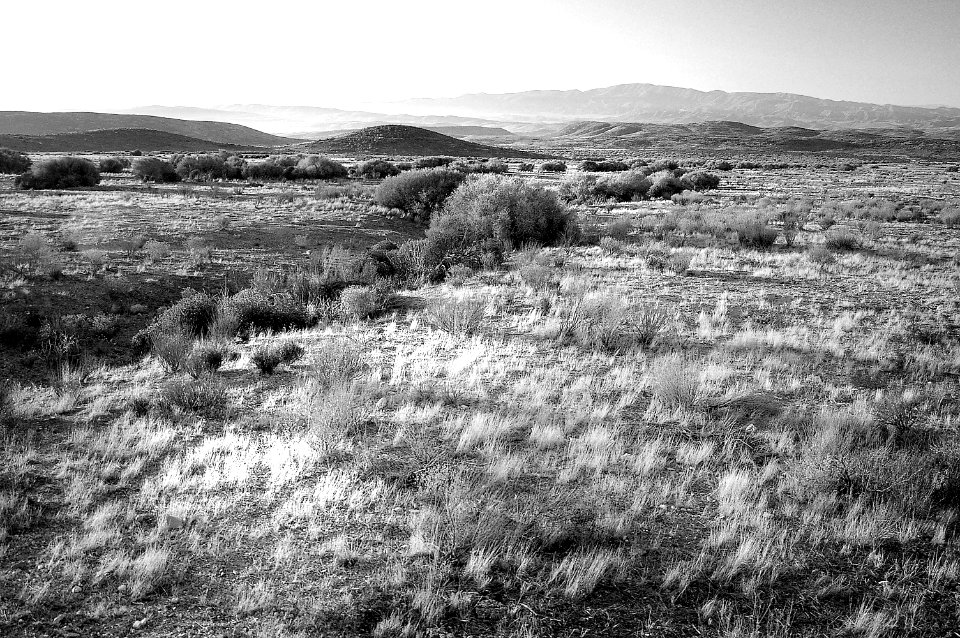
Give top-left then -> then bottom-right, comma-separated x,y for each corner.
0,129 -> 249,152
405,83 -> 960,130
546,120 -> 960,159
308,125 -> 544,158
0,112 -> 294,147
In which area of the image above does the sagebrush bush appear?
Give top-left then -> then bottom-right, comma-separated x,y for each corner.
580,159 -> 629,172
426,297 -> 486,335
729,212 -> 778,249
374,168 -> 465,220
226,289 -> 312,335
242,155 -> 298,180
538,161 -> 567,173
160,375 -> 228,416
824,228 -> 862,250
132,157 -> 179,183
293,155 -> 348,180
415,156 -> 454,169
16,157 -> 100,189
184,341 -> 227,378
594,170 -> 651,202
0,148 -> 31,174
356,159 -> 400,179
339,286 -> 379,319
428,175 -> 576,255
646,171 -> 684,199
98,157 -> 129,173
680,171 -> 721,191
558,174 -> 599,204
251,340 -> 304,375
174,154 -> 233,181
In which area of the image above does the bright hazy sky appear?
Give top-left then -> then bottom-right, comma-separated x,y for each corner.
6,0 -> 960,111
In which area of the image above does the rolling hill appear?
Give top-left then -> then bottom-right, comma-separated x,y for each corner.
0,112 -> 294,147
307,125 -> 545,158
545,120 -> 960,160
403,83 -> 960,130
0,129 -> 249,153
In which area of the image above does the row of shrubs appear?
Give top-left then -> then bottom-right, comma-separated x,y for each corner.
559,168 -> 721,203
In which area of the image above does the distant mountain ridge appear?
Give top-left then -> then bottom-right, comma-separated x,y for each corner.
307,125 -> 545,158
0,128 -> 250,153
403,83 -> 960,130
0,112 -> 294,147
543,120 -> 960,160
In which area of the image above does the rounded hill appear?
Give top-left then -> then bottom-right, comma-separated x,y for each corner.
308,125 -> 546,158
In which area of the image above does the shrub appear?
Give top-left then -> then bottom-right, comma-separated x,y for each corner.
175,154 -> 229,181
671,191 -> 705,206
15,157 -> 100,189
374,168 -> 466,220
226,289 -> 312,335
98,157 -> 129,173
648,159 -> 679,172
646,171 -> 684,199
426,297 -> 486,335
711,160 -> 734,171
938,208 -> 960,227
680,171 -> 721,191
558,174 -> 599,204
160,375 -> 228,416
0,148 -> 31,174
251,340 -> 304,375
594,170 -> 651,202
517,162 -> 535,172
807,244 -> 835,265
538,161 -> 567,173
428,175 -> 576,256
184,341 -> 227,378
150,329 -> 193,372
604,216 -> 633,240
132,157 -> 179,183
356,159 -> 400,179
242,155 -> 298,180
571,295 -> 636,353
597,160 -> 629,172
415,157 -> 454,169
729,212 -> 778,249
824,228 -> 862,250
339,286 -> 379,319
293,156 -> 348,180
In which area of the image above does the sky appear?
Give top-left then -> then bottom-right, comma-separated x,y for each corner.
5,0 -> 960,111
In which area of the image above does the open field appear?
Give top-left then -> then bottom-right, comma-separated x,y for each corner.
2,155 -> 960,637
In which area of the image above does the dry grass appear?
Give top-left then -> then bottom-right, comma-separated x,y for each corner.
1,160 -> 959,636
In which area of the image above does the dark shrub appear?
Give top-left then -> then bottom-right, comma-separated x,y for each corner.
648,159 -> 679,172
374,168 -> 466,220
99,157 -> 129,173
681,171 -> 721,192
251,340 -> 304,375
356,159 -> 400,179
0,148 -> 31,174
594,170 -> 652,202
558,174 -> 599,204
293,155 -> 348,180
517,162 -> 535,172
184,341 -> 226,378
581,160 -> 628,172
132,157 -> 180,183
428,175 -> 576,255
415,157 -> 454,169
711,160 -> 734,171
242,155 -> 298,180
647,171 -> 685,199
538,161 -> 567,173
226,289 -> 312,335
16,157 -> 100,189
175,154 -> 228,181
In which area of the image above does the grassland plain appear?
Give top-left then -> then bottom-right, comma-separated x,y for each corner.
1,156 -> 960,638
